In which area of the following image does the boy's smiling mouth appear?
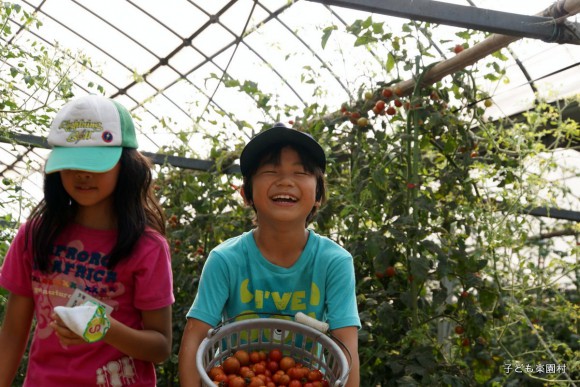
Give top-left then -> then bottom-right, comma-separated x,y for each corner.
271,194 -> 298,203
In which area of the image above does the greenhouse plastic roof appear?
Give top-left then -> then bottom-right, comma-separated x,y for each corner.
2,0 -> 580,222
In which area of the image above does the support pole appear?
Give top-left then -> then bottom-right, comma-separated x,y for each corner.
390,0 -> 580,97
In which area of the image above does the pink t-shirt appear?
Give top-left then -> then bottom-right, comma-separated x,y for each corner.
0,223 -> 174,387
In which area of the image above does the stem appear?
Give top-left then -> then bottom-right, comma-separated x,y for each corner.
403,60 -> 439,328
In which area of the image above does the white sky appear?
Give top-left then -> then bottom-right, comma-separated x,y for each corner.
1,0 -> 579,223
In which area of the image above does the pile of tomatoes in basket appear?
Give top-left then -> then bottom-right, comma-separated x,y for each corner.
207,348 -> 330,387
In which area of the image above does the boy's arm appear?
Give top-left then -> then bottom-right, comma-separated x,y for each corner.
179,317 -> 213,387
51,305 -> 173,363
0,293 -> 34,387
331,326 -> 360,387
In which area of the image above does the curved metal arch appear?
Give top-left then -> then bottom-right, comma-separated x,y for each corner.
18,0 -> 175,148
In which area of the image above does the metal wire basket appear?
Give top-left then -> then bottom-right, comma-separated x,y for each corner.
196,313 -> 351,387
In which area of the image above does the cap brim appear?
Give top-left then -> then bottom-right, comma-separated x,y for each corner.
45,146 -> 122,173
240,126 -> 326,176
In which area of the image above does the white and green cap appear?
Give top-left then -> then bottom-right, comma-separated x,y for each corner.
45,94 -> 138,173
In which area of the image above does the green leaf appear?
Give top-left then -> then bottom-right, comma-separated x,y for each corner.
321,25 -> 337,49
372,22 -> 384,34
362,16 -> 372,29
409,256 -> 430,282
354,34 -> 377,47
386,52 -> 395,72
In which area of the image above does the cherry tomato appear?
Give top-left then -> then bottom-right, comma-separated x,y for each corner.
248,376 -> 266,387
239,366 -> 250,375
278,374 -> 291,386
240,368 -> 255,379
268,348 -> 283,362
258,350 -> 267,361
266,360 -> 279,373
286,367 -> 300,380
279,356 -> 296,372
289,366 -> 308,381
249,351 -> 261,364
308,369 -> 324,382
208,366 -> 225,380
212,372 -> 228,382
229,376 -> 246,387
234,349 -> 250,366
222,356 -> 241,375
252,363 -> 266,375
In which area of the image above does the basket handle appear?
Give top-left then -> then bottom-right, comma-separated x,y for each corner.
294,312 -> 329,333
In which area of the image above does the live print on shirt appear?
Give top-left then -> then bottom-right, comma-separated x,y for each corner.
234,279 -> 324,345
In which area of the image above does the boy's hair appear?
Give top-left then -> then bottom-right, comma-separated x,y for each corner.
27,148 -> 165,272
242,143 -> 327,225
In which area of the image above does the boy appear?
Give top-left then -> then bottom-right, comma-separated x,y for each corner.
178,123 -> 360,386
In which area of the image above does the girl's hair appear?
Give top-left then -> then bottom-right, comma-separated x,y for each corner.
242,143 -> 326,226
27,148 -> 165,272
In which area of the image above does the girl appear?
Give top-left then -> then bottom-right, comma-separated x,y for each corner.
0,95 -> 174,387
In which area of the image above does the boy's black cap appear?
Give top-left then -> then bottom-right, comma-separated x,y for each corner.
240,123 -> 326,176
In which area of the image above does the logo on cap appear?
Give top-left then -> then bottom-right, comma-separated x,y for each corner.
59,120 -> 104,144
102,131 -> 113,143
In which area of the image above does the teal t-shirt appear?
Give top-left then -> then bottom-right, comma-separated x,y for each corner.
187,229 -> 360,331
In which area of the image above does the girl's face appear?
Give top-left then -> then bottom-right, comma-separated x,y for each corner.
251,146 -> 320,227
60,163 -> 120,209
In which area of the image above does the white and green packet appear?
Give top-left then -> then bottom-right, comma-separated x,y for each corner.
54,300 -> 110,343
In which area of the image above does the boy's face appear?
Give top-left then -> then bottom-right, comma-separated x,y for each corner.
250,146 -> 320,228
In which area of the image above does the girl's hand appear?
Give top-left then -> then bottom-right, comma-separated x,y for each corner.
50,312 -> 88,346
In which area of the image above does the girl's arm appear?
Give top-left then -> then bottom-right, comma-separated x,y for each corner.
0,293 -> 34,387
331,326 -> 360,387
51,305 -> 172,364
178,317 -> 213,387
